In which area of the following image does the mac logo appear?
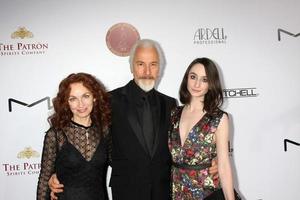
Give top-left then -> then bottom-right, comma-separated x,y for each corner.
278,29 -> 300,41
8,97 -> 52,112
284,139 -> 300,151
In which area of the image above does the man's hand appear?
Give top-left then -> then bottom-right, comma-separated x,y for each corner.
48,174 -> 64,200
209,159 -> 219,180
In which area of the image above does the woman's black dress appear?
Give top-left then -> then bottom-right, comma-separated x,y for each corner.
37,121 -> 110,200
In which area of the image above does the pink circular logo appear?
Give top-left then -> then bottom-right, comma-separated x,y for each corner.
106,23 -> 140,57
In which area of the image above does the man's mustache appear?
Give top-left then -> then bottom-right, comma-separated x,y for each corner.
139,76 -> 155,79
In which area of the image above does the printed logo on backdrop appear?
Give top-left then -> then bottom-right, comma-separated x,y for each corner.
223,88 -> 258,98
284,139 -> 300,151
11,27 -> 34,39
17,147 -> 40,159
2,97 -> 52,176
278,28 -> 300,41
1,147 -> 41,176
8,96 -> 53,112
106,23 -> 140,57
194,28 -> 227,45
0,27 -> 49,56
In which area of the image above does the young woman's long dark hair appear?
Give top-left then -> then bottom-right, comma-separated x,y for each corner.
49,73 -> 111,137
179,57 -> 223,115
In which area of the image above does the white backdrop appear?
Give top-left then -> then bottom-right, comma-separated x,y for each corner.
1,0 -> 300,199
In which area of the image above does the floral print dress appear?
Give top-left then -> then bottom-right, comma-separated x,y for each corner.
168,106 -> 224,200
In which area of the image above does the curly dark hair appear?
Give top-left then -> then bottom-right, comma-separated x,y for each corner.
49,73 -> 111,136
179,57 -> 223,115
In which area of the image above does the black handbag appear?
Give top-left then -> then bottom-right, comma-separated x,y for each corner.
204,188 -> 242,200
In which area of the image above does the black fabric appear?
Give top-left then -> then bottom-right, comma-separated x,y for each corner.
204,188 -> 242,200
126,80 -> 159,156
142,94 -> 155,154
109,80 -> 177,200
37,123 -> 110,200
55,138 -> 108,200
130,80 -> 158,136
172,162 -> 211,170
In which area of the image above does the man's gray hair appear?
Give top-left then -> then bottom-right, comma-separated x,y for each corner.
129,39 -> 166,75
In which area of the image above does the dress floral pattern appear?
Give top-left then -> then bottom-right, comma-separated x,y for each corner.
168,106 -> 224,200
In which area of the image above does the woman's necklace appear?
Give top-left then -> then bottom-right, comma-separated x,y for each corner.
72,117 -> 91,145
85,130 -> 89,145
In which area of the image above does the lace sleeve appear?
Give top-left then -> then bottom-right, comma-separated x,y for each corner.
105,129 -> 112,166
37,128 -> 58,200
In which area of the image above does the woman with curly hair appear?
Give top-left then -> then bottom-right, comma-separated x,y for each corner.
37,73 -> 111,200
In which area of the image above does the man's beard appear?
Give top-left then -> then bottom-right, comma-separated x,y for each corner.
136,78 -> 155,92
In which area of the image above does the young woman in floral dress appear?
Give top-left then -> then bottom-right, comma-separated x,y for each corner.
168,58 -> 235,200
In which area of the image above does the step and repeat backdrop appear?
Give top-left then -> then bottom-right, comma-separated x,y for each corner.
1,0 -> 299,199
